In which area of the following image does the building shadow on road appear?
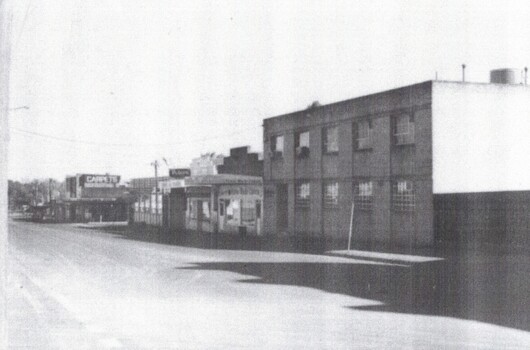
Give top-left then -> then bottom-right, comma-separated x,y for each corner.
93,223 -> 529,331
100,223 -> 448,256
180,254 -> 530,332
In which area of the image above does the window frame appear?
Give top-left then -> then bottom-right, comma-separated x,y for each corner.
270,135 -> 284,159
393,114 -> 415,146
353,180 -> 374,210
355,119 -> 373,150
323,181 -> 339,208
295,181 -> 311,208
392,179 -> 416,212
295,130 -> 310,158
322,125 -> 339,154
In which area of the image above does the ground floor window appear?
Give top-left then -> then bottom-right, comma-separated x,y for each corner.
202,201 -> 210,220
225,199 -> 238,223
323,182 -> 339,207
241,199 -> 256,223
188,199 -> 211,221
392,180 -> 415,211
255,200 -> 261,219
296,181 -> 310,207
188,200 -> 196,219
354,180 -> 373,210
150,193 -> 162,214
221,198 -> 260,226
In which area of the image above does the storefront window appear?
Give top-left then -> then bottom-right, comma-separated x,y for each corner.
225,199 -> 233,220
189,200 -> 196,219
202,201 -> 210,220
241,199 -> 256,223
256,200 -> 261,219
226,199 -> 240,224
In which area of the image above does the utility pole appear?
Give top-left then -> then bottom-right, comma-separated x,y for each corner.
151,160 -> 159,223
34,181 -> 38,206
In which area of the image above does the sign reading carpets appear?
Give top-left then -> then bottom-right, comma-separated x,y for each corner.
169,168 -> 191,179
79,174 -> 120,188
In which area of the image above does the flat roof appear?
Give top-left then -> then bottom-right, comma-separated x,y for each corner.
264,79 -> 530,122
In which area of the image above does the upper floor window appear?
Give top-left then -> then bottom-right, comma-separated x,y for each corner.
295,131 -> 310,158
392,180 -> 415,211
393,114 -> 414,145
270,135 -> 284,158
295,181 -> 310,207
323,182 -> 339,207
355,120 -> 372,150
323,126 -> 339,154
354,180 -> 373,210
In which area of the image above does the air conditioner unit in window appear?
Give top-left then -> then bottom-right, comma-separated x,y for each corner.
296,146 -> 309,158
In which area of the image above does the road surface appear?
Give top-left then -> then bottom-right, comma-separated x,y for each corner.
7,221 -> 530,349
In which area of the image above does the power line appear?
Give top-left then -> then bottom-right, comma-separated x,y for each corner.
9,125 -> 262,147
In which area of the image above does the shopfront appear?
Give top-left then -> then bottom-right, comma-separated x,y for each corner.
218,184 -> 262,235
184,175 -> 263,236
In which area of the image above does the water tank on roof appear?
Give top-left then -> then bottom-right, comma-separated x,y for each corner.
490,68 -> 520,84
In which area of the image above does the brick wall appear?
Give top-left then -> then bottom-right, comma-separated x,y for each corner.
263,81 -> 434,246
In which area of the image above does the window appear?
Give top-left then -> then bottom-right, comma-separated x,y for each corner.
323,182 -> 339,207
219,200 -> 225,216
354,181 -> 373,210
270,135 -> 284,158
241,199 -> 256,223
256,200 -> 261,219
355,120 -> 372,150
295,131 -> 310,158
225,199 -> 239,224
393,114 -> 414,145
188,200 -> 197,219
323,126 -> 339,154
295,182 -> 310,207
202,201 -> 210,220
392,180 -> 415,211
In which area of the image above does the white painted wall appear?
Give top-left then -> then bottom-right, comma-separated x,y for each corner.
433,82 -> 530,194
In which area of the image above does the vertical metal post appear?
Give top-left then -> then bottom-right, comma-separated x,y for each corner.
462,64 -> 466,82
151,160 -> 159,225
348,200 -> 354,252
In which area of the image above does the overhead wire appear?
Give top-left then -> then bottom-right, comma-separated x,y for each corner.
9,124 -> 264,165
9,125 -> 262,148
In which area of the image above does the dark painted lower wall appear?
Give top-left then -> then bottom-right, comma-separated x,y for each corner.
263,179 -> 434,247
434,191 -> 530,246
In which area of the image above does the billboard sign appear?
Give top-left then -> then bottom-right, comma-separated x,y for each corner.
169,168 -> 191,179
79,174 -> 120,188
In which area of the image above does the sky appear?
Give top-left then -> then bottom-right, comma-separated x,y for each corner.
6,0 -> 530,182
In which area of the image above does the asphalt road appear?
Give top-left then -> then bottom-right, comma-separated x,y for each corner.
7,221 -> 530,349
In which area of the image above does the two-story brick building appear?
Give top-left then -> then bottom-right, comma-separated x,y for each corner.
263,70 -> 530,248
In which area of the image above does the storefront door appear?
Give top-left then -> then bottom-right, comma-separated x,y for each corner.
197,200 -> 203,233
219,200 -> 226,232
